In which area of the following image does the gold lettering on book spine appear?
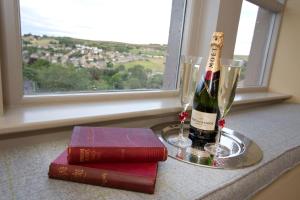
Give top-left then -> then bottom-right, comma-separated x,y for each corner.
72,169 -> 87,180
80,149 -> 85,162
101,173 -> 108,185
58,166 -> 68,176
88,128 -> 94,145
80,149 -> 97,162
84,149 -> 90,161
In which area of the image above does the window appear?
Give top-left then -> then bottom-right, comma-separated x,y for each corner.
19,0 -> 182,95
0,0 -> 185,105
0,0 -> 285,107
234,1 -> 259,86
233,0 -> 281,87
181,0 -> 284,91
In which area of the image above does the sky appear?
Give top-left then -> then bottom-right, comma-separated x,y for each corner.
234,1 -> 259,55
20,0 -> 172,44
20,0 -> 258,55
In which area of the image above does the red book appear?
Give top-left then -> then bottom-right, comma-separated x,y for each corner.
49,150 -> 158,194
67,126 -> 167,163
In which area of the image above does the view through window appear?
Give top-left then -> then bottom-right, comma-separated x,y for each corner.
20,0 -> 173,95
233,0 -> 259,86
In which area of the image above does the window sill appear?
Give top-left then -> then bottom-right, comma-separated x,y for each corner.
0,91 -> 291,135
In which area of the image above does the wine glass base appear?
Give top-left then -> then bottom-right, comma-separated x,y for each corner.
167,136 -> 192,148
204,143 -> 230,157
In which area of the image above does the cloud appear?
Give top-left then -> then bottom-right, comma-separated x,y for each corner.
19,0 -> 172,44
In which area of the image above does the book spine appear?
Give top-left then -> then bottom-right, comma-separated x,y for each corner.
67,147 -> 167,163
48,163 -> 156,194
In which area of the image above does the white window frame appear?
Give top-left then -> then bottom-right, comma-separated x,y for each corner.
0,0 -> 285,109
0,0 -> 187,107
182,0 -> 285,92
241,0 -> 285,87
0,57 -> 3,115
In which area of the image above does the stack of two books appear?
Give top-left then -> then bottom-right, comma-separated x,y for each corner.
48,126 -> 168,194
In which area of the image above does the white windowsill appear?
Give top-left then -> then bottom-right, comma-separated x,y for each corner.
0,91 -> 291,135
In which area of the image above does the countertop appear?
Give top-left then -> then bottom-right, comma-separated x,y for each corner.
0,103 -> 299,200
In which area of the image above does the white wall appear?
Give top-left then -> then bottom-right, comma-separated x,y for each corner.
253,1 -> 300,199
269,0 -> 300,103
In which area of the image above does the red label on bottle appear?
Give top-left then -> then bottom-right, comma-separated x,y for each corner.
205,70 -> 213,80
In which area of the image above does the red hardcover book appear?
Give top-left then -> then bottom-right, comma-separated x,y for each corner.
49,150 -> 158,194
67,126 -> 167,163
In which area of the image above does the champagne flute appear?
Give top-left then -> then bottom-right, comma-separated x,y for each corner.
168,56 -> 202,148
204,59 -> 243,157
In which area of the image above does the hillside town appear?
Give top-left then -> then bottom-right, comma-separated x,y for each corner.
22,34 -> 167,94
22,34 -> 165,69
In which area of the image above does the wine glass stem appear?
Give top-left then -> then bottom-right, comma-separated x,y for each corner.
216,126 -> 222,145
215,118 -> 224,145
179,121 -> 184,140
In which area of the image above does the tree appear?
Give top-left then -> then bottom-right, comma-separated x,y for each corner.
30,59 -> 51,69
117,64 -> 125,71
57,37 -> 76,47
147,74 -> 163,89
125,78 -> 141,89
22,40 -> 31,45
128,65 -> 148,88
87,67 -> 102,81
23,46 -> 38,55
106,61 -> 114,68
36,64 -> 91,92
91,79 -> 112,90
23,65 -> 38,82
145,68 -> 153,76
111,73 -> 124,89
23,33 -> 33,37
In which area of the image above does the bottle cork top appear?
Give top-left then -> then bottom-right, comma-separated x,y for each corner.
211,32 -> 224,48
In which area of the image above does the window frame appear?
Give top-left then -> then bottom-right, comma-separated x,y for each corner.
239,1 -> 284,88
0,0 -> 285,109
232,0 -> 285,88
0,0 -> 186,107
0,57 -> 3,115
182,0 -> 285,92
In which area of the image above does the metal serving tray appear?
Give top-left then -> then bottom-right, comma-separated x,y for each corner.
151,122 -> 263,169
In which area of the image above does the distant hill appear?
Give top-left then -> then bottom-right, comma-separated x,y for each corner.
234,55 -> 249,61
22,34 -> 167,54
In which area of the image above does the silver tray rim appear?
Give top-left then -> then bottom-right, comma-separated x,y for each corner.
151,121 -> 263,169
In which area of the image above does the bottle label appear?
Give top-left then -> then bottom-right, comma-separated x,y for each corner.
190,109 -> 217,131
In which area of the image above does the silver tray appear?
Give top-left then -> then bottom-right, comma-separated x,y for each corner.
151,122 -> 263,169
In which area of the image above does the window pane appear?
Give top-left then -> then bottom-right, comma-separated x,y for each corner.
20,0 -> 174,95
234,0 -> 275,87
234,0 -> 258,87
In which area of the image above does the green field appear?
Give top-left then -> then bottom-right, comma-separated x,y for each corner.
120,58 -> 165,73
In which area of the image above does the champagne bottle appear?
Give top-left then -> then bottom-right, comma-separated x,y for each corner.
189,32 -> 224,147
